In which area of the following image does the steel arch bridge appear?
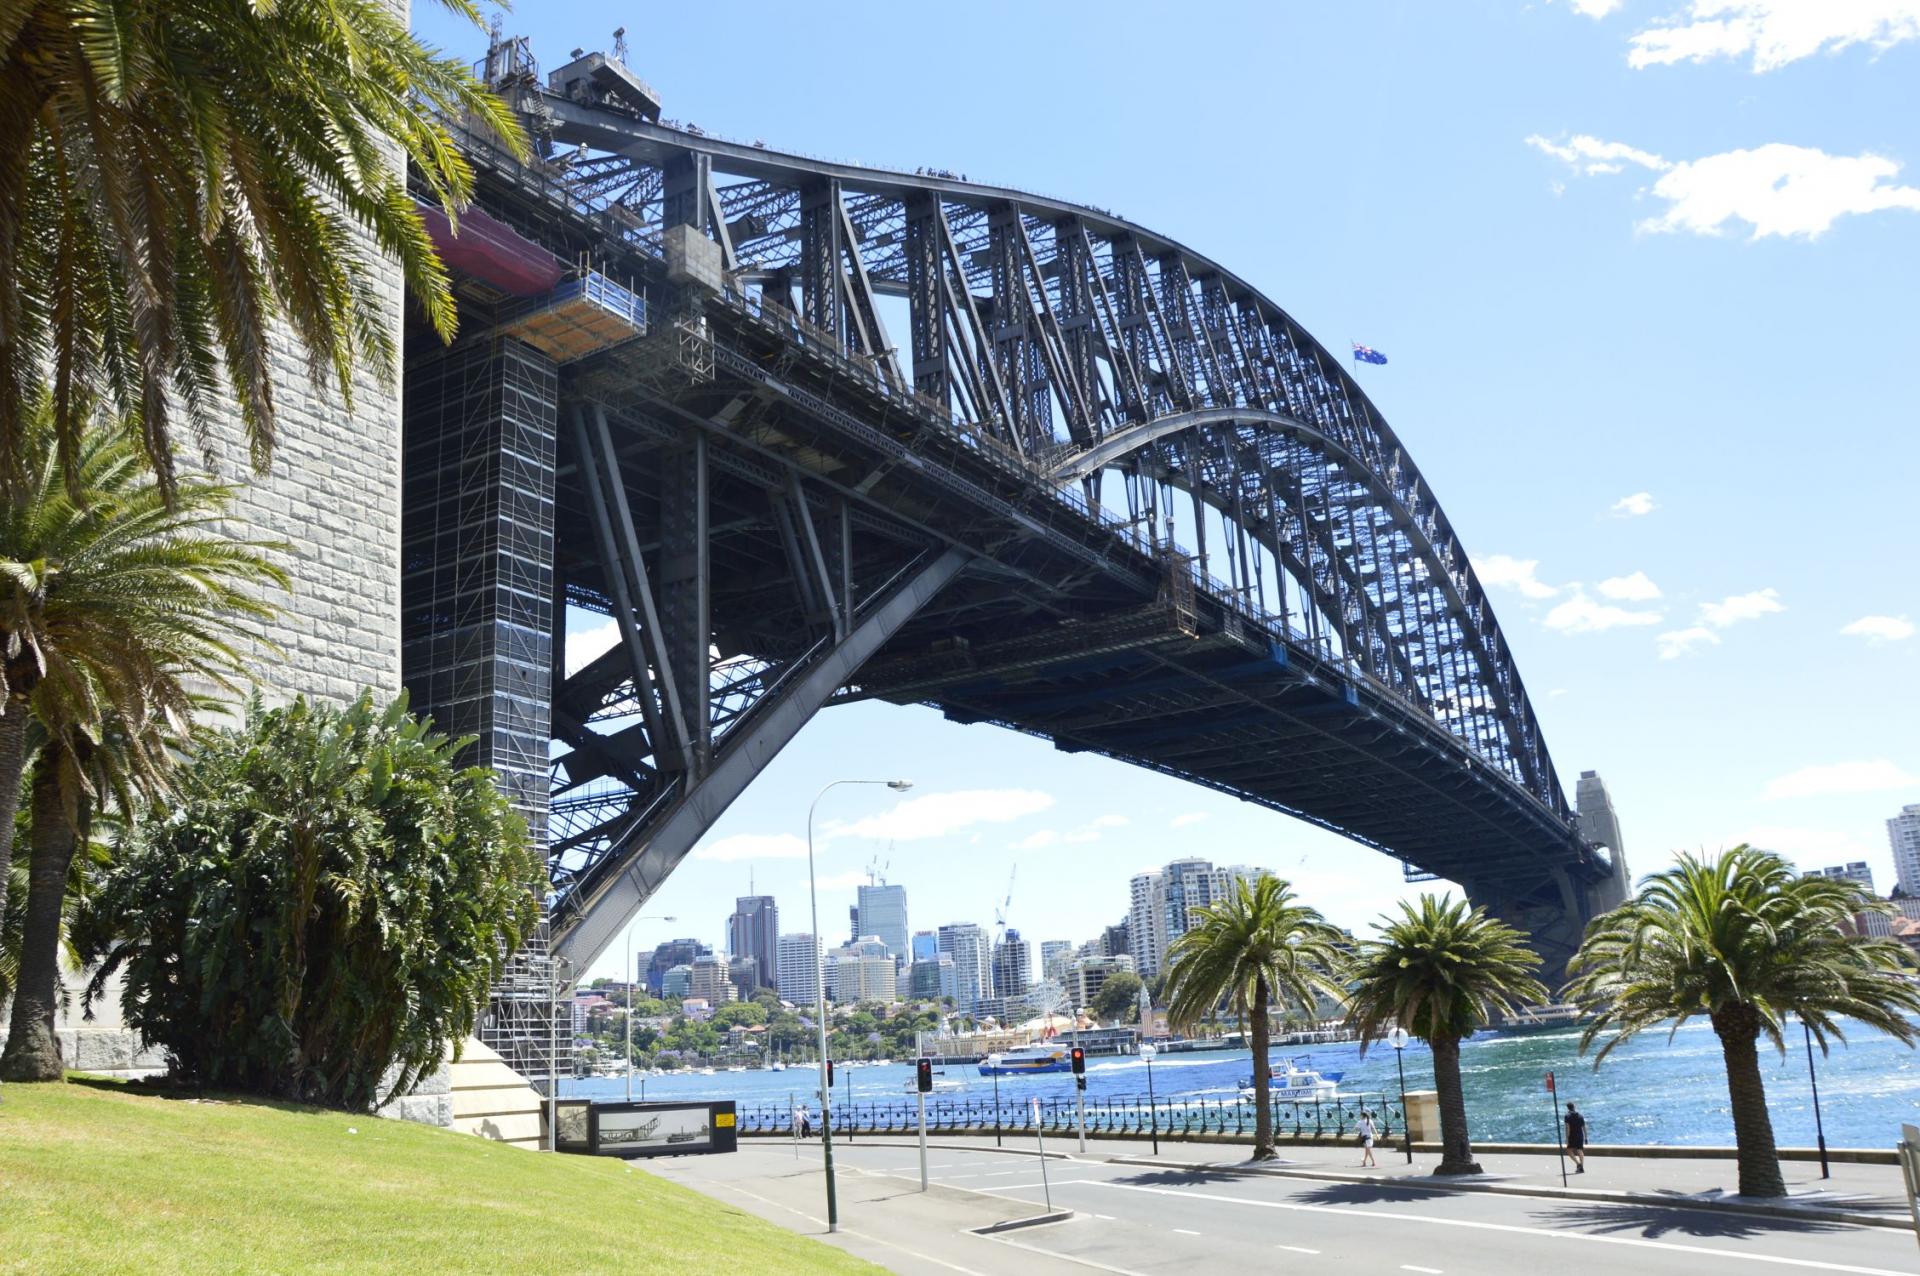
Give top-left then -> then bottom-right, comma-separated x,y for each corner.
400,38 -> 1623,996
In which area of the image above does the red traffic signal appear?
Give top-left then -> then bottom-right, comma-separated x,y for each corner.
1070,1046 -> 1086,1075
916,1058 -> 934,1094
826,1058 -> 834,1087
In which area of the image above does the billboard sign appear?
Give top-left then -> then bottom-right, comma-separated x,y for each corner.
580,1101 -> 739,1158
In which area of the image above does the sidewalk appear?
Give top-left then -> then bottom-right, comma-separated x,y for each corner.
823,1131 -> 1919,1231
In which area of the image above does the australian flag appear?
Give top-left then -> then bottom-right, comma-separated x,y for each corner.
1352,343 -> 1388,366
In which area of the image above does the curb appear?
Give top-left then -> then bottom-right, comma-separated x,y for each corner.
972,1209 -> 1075,1234
1101,1155 -> 1915,1233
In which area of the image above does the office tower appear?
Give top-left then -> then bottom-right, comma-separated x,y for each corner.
937,922 -> 991,1012
646,938 -> 710,996
777,932 -> 820,1007
727,955 -> 759,999
1889,804 -> 1920,897
1040,940 -> 1074,983
726,895 -> 780,991
1129,858 -> 1265,978
828,937 -> 896,1004
856,883 -> 910,961
661,964 -> 693,1000
687,954 -> 737,1005
1809,862 -> 1875,892
910,955 -> 959,1002
992,928 -> 1033,999
910,929 -> 941,962
1070,954 -> 1137,1012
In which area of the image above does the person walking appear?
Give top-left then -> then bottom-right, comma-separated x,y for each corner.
798,1104 -> 813,1139
1358,1110 -> 1379,1167
1564,1102 -> 1587,1173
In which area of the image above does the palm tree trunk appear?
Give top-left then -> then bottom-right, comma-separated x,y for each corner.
1713,1006 -> 1787,1198
1429,1034 -> 1482,1175
1250,977 -> 1274,1159
0,699 -> 30,923
0,757 -> 79,1081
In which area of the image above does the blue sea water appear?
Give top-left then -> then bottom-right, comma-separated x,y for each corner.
559,1017 -> 1920,1149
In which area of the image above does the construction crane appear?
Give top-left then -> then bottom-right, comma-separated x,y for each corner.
865,844 -> 892,887
992,865 -> 1017,948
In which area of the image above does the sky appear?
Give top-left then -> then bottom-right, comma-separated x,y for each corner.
415,2 -> 1920,980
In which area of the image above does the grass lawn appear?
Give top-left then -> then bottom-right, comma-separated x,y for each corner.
0,1077 -> 882,1275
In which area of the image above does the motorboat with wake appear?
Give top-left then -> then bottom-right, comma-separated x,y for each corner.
1238,1055 -> 1343,1101
978,1045 -> 1071,1076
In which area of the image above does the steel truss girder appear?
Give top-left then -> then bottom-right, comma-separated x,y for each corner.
552,548 -> 969,968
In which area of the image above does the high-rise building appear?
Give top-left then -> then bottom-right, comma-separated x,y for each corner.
937,922 -> 991,1012
1040,940 -> 1074,983
777,933 -> 820,1007
1129,858 -> 1265,978
646,938 -> 710,996
1070,954 -> 1136,1013
1889,804 -> 1920,897
688,954 -> 738,1005
1809,862 -> 1875,891
910,955 -> 959,1002
727,956 -> 760,1000
661,963 -> 693,1000
910,930 -> 941,962
993,928 -> 1032,999
1100,920 -> 1130,960
856,883 -> 910,962
828,936 -> 896,1004
726,896 -> 779,991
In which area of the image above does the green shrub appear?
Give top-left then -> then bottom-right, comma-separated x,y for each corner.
86,692 -> 542,1110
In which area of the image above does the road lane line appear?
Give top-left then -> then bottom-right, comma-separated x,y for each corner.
1277,1245 -> 1321,1254
1172,1228 -> 1201,1235
980,1229 -> 1163,1276
722,1183 -> 991,1276
1402,1267 -> 1443,1274
1083,1181 -> 1913,1276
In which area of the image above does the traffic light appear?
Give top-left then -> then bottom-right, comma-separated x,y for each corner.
1070,1047 -> 1086,1075
916,1058 -> 934,1094
826,1058 -> 834,1087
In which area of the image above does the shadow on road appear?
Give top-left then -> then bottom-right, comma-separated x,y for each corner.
1528,1201 -> 1855,1240
1114,1166 -> 1269,1189
1290,1179 -> 1466,1205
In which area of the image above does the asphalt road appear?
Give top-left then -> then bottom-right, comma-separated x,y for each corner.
651,1139 -> 1920,1275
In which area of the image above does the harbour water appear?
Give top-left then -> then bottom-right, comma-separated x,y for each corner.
559,1016 -> 1920,1149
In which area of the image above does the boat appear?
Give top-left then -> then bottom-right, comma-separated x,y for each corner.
978,1045 -> 1072,1076
770,1061 -> 786,1072
902,1074 -> 966,1095
1238,1056 -> 1342,1102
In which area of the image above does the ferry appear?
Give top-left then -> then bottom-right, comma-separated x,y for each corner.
1238,1056 -> 1343,1102
978,1045 -> 1072,1076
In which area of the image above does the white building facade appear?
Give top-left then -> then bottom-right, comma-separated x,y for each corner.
776,932 -> 820,1007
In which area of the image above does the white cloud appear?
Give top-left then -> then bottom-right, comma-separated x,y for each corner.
1011,830 -> 1061,850
1170,812 -> 1209,828
1597,571 -> 1663,602
1840,614 -> 1915,643
1611,491 -> 1659,517
814,869 -> 871,891
1699,587 -> 1784,627
1525,134 -> 1671,176
1764,759 -> 1920,800
1656,626 -> 1720,659
1627,1 -> 1920,72
566,616 -> 621,677
1529,134 -> 1920,240
1543,590 -> 1663,633
1643,144 -> 1920,239
693,832 -> 808,862
1730,823 -> 1886,863
1015,813 -> 1130,850
1569,0 -> 1624,16
828,788 -> 1055,842
1476,554 -> 1560,599
1090,814 -> 1129,830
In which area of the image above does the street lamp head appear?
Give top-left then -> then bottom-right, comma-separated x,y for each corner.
1139,1043 -> 1157,1062
887,779 -> 914,791
1387,1027 -> 1410,1051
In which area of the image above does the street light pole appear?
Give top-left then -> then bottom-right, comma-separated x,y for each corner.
625,915 -> 675,1104
1388,1027 -> 1412,1165
1803,1018 -> 1830,1180
1141,1042 -> 1159,1156
809,777 -> 913,1234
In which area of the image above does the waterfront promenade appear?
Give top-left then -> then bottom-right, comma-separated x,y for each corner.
647,1136 -> 1919,1275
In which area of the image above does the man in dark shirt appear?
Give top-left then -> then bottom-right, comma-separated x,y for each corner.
1565,1102 -> 1587,1173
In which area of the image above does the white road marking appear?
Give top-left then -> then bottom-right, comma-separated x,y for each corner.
981,1229 -> 1163,1276
1093,1213 -> 1116,1221
1402,1267 -> 1443,1274
1173,1227 -> 1202,1235
1277,1245 -> 1321,1254
1084,1181 -> 1914,1276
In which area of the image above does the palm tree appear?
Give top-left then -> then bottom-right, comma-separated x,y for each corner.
0,0 -> 524,495
0,408 -> 282,1082
1344,895 -> 1548,1175
1565,846 -> 1920,1198
1162,875 -> 1346,1160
